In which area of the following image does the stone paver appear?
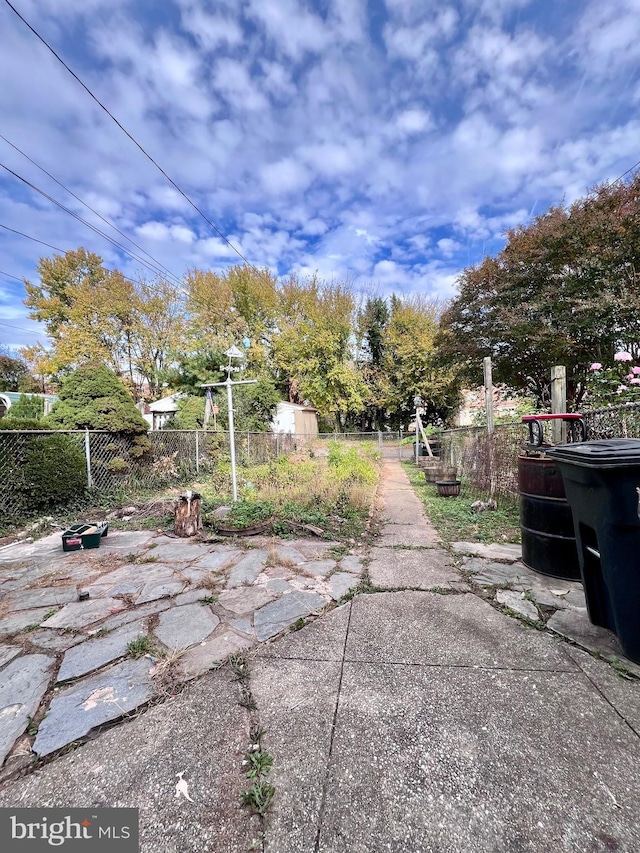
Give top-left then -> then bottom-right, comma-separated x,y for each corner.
226,550 -> 268,588
193,549 -> 242,571
218,586 -> 274,615
452,541 -> 523,562
339,555 -> 364,574
496,589 -> 540,621
178,631 -> 254,680
328,572 -> 359,601
0,653 -> 55,765
267,579 -> 295,593
6,586 -> 78,611
270,544 -> 307,566
57,621 -> 147,682
301,559 -> 336,577
0,645 -> 21,668
33,658 -> 155,757
547,609 -> 624,659
40,598 -> 126,630
137,578 -> 186,604
153,604 -> 220,650
140,540 -> 211,564
0,608 -> 57,635
254,591 -> 327,641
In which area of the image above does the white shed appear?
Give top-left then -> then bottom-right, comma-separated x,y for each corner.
272,402 -> 318,436
146,393 -> 184,430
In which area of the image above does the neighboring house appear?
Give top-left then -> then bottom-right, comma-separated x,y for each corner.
453,386 -> 524,427
0,391 -> 58,419
271,402 -> 318,436
144,393 -> 184,430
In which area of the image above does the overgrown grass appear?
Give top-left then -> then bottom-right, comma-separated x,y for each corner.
403,463 -> 521,546
200,442 -> 381,539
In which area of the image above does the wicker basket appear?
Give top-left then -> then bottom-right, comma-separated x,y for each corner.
435,480 -> 461,497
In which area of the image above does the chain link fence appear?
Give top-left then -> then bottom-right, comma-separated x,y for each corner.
438,402 -> 640,500
439,422 -> 527,499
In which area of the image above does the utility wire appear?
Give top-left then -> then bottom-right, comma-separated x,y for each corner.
0,268 -> 27,283
0,132 -> 183,285
3,0 -> 267,280
0,222 -> 168,290
0,222 -> 221,318
0,161 -> 183,284
0,318 -> 41,334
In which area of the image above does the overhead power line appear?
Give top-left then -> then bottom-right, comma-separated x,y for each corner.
0,160 -> 183,284
0,222 -> 170,290
0,222 -> 222,319
3,0 -> 267,280
0,317 -> 41,335
0,132 -> 183,285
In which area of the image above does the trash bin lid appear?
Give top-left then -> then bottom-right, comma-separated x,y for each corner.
547,439 -> 640,468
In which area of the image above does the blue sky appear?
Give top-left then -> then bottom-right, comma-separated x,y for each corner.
1,0 -> 639,350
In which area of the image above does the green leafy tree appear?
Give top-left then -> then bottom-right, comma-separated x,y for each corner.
4,394 -> 44,421
0,349 -> 39,392
272,275 -> 367,428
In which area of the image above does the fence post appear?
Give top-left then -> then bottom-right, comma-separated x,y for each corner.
378,430 -> 382,452
84,428 -> 92,489
276,432 -> 281,457
195,429 -> 200,475
551,365 -> 567,444
483,356 -> 494,435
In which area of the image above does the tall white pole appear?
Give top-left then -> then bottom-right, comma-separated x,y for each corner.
227,377 -> 238,502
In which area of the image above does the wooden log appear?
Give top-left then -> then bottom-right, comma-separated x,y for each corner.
174,490 -> 203,537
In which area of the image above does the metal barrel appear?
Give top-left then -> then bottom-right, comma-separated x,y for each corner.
518,454 -> 581,580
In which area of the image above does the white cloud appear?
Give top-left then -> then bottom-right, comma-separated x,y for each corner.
260,158 -> 312,195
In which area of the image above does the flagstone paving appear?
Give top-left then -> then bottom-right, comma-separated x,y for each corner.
0,528 -> 364,768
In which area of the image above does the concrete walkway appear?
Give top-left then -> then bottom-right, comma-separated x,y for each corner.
1,459 -> 640,852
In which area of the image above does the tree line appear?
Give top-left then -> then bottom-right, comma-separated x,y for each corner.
5,172 -> 639,429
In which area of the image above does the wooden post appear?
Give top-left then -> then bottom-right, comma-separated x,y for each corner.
195,429 -> 200,475
551,365 -> 567,444
483,357 -> 494,435
174,490 -> 202,537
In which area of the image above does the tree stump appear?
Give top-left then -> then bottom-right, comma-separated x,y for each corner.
174,491 -> 203,537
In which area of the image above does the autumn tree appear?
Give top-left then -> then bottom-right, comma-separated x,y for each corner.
437,174 -> 640,407
383,296 -> 460,427
0,348 -> 39,392
23,249 -> 186,398
271,275 -> 367,428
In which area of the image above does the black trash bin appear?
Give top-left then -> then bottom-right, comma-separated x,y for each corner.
546,439 -> 640,663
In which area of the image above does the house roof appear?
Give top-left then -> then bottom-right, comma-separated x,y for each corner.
148,393 -> 183,413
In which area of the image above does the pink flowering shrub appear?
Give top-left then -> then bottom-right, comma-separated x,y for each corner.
586,352 -> 640,406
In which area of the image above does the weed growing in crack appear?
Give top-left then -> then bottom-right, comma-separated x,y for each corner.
241,781 -> 275,816
198,595 -> 217,605
233,657 -> 277,820
127,635 -> 155,658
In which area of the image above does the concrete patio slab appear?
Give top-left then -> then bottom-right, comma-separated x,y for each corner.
251,658 -> 342,853
345,591 -> 574,671
452,541 -> 522,562
317,662 -> 640,853
254,604 -> 350,662
368,546 -> 460,590
376,523 -> 441,547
